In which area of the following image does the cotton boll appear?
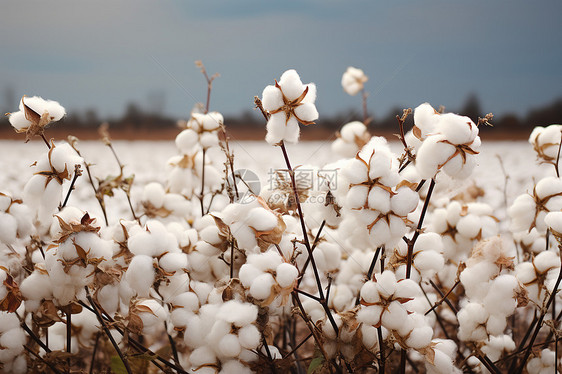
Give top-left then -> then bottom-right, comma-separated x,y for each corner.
249,273 -> 275,300
391,187 -> 419,216
284,117 -> 301,143
341,158 -> 369,185
200,132 -> 219,149
218,334 -> 241,358
486,314 -> 507,336
436,113 -> 476,145
0,213 -> 17,244
20,270 -> 53,302
249,251 -> 283,272
239,264 -> 262,287
413,103 -> 439,138
142,182 -> 165,208
275,263 -> 298,288
367,186 -> 391,213
159,252 -> 189,273
238,325 -> 261,349
294,102 -> 319,123
265,113 -> 286,145
346,185 -> 368,209
125,255 -> 155,297
278,69 -> 305,101
405,324 -> 433,349
340,121 -> 367,142
456,214 -> 481,239
175,129 -> 199,153
189,346 -> 217,368
262,85 -> 284,111
246,207 -> 278,232
381,301 -> 409,331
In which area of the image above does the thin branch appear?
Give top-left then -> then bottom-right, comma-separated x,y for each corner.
61,164 -> 82,209
24,345 -> 64,374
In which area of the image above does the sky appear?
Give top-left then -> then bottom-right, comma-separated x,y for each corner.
2,0 -> 562,122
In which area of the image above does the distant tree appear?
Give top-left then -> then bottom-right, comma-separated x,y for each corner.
459,93 -> 482,122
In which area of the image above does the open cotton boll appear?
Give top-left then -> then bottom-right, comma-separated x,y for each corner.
249,273 -> 275,300
159,252 -> 188,273
217,300 -> 258,327
275,262 -> 298,288
545,211 -> 562,235
125,255 -> 155,297
413,103 -> 440,137
536,176 -> 562,199
265,113 -> 287,145
175,129 -> 199,153
248,250 -> 283,272
239,264 -> 263,287
367,187 -> 391,213
0,213 -> 17,244
346,185 -> 368,209
262,85 -> 284,111
341,158 -> 369,185
436,113 -> 477,145
277,69 -> 305,100
136,299 -> 167,332
49,143 -> 83,173
415,136 -> 451,179
202,112 -> 223,131
142,182 -> 165,208
391,187 -> 419,216
218,334 -> 241,358
340,121 -> 368,142
341,67 -> 368,96
238,325 -> 260,350
246,207 -> 278,232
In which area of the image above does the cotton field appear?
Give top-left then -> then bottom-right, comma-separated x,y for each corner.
1,66 -> 562,374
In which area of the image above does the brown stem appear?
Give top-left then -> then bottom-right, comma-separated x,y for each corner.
405,178 -> 435,279
41,133 -> 51,149
61,164 -> 81,209
424,279 -> 461,316
25,345 -> 64,374
297,219 -> 326,286
200,148 -> 206,216
85,290 -> 133,374
89,332 -> 101,374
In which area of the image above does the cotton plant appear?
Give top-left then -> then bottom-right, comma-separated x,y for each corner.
457,237 -> 523,344
261,69 -> 319,145
332,121 -> 371,158
412,102 -> 481,180
341,136 -> 419,248
6,95 -> 66,143
341,66 -> 368,96
22,142 -> 84,234
428,200 -> 499,264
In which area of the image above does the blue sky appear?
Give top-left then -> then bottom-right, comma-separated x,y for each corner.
2,0 -> 562,122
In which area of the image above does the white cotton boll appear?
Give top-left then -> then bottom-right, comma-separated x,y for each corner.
340,121 -> 367,142
278,69 -> 305,101
284,117 -> 301,143
97,285 -> 119,316
346,184 -> 369,208
415,251 -> 444,277
265,112 -> 287,145
246,207 -> 278,232
20,271 -> 52,301
436,113 -> 476,145
545,211 -> 562,234
342,158 -> 369,185
375,271 -> 397,298
200,225 -> 222,245
413,103 -> 439,138
330,285 -> 353,312
262,85 -> 283,111
332,138 -> 358,158
536,177 -> 562,198
159,252 -> 188,273
238,325 -> 261,349
189,346 -> 217,368
219,361 -> 253,374
275,263 -> 298,288
534,250 -> 559,273
125,255 -> 155,297
239,264 -> 262,287
406,324 -> 433,349
486,314 -> 507,336
142,182 -> 165,208
367,218 -> 391,248
367,186 -> 391,213
200,132 -> 219,149
218,300 -> 258,327
49,143 -> 82,173
415,136 -> 446,179
218,334 -> 241,358
7,111 -> 28,131
0,327 -> 26,351
249,273 -> 275,300
0,213 -> 17,244
484,275 -> 518,316
391,187 -> 419,216
249,251 -> 283,271
443,152 -> 477,179
294,102 -> 319,123
175,129 -> 199,153
395,279 -> 419,299
202,112 -> 223,130
137,300 -> 167,331
508,194 -> 536,232
381,301 -> 408,330
456,214 -> 481,239
0,195 -> 11,212
360,281 -> 380,304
